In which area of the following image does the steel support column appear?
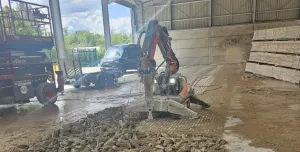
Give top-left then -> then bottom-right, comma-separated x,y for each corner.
49,0 -> 66,60
209,0 -> 212,27
252,0 -> 256,23
298,0 -> 300,19
169,0 -> 173,30
131,6 -> 138,43
101,0 -> 112,48
141,4 -> 145,31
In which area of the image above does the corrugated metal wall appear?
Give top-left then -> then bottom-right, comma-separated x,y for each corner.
172,1 -> 210,29
256,0 -> 299,21
136,0 -> 300,30
212,0 -> 252,26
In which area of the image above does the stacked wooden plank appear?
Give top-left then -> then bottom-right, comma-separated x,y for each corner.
246,26 -> 300,84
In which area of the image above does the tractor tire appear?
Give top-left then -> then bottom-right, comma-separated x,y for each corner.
36,82 -> 57,105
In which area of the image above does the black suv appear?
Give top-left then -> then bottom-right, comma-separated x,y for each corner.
100,44 -> 141,77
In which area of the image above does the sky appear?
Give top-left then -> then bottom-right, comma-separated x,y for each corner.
3,0 -> 132,34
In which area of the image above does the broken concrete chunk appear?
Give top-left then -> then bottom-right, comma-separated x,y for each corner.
26,107 -> 228,152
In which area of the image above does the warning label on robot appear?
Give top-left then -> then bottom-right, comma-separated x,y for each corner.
14,80 -> 31,87
11,51 -> 25,57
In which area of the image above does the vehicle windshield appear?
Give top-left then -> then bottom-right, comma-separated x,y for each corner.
103,47 -> 123,59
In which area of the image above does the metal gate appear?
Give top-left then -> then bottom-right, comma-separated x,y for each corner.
58,58 -> 83,83
44,49 -> 83,83
73,47 -> 99,67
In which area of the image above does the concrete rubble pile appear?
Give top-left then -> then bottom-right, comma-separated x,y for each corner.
18,107 -> 227,152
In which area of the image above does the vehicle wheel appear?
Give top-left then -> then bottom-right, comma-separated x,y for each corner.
95,80 -> 105,89
122,69 -> 126,75
83,80 -> 91,87
73,84 -> 81,88
106,76 -> 115,87
36,82 -> 57,105
95,75 -> 105,89
114,78 -> 118,84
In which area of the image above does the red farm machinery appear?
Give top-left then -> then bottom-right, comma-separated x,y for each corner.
0,0 -> 63,105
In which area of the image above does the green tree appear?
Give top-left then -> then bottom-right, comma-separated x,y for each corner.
1,4 -> 39,36
44,28 -> 132,62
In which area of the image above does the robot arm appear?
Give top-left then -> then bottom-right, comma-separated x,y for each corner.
131,20 -> 210,119
138,20 -> 179,76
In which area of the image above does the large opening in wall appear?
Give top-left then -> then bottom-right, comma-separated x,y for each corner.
108,2 -> 133,45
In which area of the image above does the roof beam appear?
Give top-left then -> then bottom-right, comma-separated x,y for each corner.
108,0 -> 116,4
108,0 -> 135,8
134,0 -> 142,5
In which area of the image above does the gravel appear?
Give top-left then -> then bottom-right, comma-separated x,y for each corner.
14,106 -> 228,152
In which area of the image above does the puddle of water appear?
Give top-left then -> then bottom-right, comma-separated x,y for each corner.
0,103 -> 42,117
288,104 -> 300,111
224,116 -> 274,152
57,102 -> 121,124
85,102 -> 120,114
223,130 -> 274,152
225,116 -> 244,128
0,105 -> 14,110
22,104 -> 41,112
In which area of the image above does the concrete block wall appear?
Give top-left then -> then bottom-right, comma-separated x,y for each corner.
153,20 -> 300,67
154,24 -> 253,66
246,25 -> 300,84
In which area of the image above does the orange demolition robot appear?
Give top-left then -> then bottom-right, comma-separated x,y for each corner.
126,20 -> 210,119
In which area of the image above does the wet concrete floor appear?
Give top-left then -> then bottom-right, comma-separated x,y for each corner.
1,64 -> 300,152
0,73 -> 141,127
0,72 -> 143,151
0,65 -> 223,151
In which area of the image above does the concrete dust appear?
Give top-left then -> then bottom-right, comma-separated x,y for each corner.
219,35 -> 252,49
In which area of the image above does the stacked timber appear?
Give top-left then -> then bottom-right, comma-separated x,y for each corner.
246,26 -> 300,84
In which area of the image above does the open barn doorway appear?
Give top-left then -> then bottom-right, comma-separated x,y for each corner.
101,0 -> 137,48
108,2 -> 133,45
